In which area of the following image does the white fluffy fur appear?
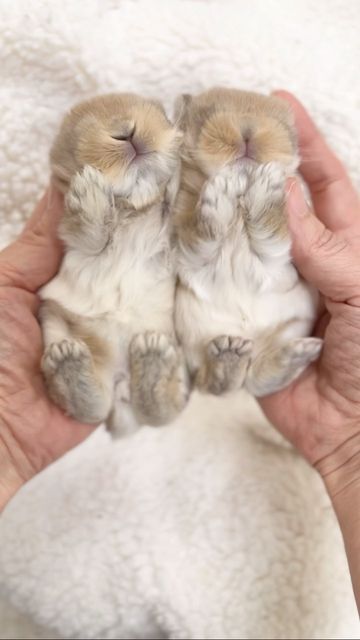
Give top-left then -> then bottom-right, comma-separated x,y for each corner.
176,161 -> 319,393
41,163 -> 179,433
0,0 -> 359,638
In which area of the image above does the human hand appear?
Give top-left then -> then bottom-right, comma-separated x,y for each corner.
259,92 -> 360,495
0,188 -> 95,511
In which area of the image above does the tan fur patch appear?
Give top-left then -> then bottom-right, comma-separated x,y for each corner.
50,93 -> 181,192
40,299 -> 112,367
176,87 -> 296,177
175,87 -> 296,247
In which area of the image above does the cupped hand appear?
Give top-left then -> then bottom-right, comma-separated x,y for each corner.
259,91 -> 360,480
0,188 -> 94,509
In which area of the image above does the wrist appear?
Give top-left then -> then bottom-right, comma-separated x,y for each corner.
316,432 -> 360,612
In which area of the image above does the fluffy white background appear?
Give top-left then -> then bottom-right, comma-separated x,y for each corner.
0,0 -> 359,638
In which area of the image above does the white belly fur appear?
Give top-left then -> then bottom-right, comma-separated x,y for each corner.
40,210 -> 175,356
176,234 -> 318,372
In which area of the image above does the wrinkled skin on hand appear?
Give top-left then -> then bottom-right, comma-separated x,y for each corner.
0,189 -> 94,507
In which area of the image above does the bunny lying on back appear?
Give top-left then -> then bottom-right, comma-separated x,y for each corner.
40,93 -> 189,436
174,88 -> 322,397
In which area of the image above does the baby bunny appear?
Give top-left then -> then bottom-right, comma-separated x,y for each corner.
40,93 -> 189,436
174,88 -> 322,397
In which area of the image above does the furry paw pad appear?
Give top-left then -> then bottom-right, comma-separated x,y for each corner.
42,339 -> 91,375
282,337 -> 323,366
208,335 -> 253,359
130,332 -> 177,361
130,332 -> 189,425
202,335 -> 253,395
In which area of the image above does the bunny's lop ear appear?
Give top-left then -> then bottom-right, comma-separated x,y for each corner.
173,93 -> 193,130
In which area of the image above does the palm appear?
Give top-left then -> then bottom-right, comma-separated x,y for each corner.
260,366 -> 337,465
260,305 -> 360,465
0,276 -> 93,476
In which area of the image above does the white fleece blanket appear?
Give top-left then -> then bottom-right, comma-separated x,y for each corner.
0,1 -> 360,638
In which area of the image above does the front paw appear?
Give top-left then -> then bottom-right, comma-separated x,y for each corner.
197,168 -> 249,237
66,165 -> 113,220
204,165 -> 249,202
246,161 -> 286,213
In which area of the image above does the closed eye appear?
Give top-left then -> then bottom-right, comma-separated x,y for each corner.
111,124 -> 136,141
111,134 -> 129,141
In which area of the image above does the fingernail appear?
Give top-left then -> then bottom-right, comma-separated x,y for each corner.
287,178 -> 310,218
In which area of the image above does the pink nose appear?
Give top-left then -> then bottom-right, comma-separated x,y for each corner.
126,140 -> 137,161
237,134 -> 254,160
243,137 -> 251,157
126,138 -> 148,161
131,138 -> 147,155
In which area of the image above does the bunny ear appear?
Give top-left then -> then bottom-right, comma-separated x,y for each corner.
173,93 -> 193,129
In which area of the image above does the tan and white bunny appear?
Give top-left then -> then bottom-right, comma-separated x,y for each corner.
174,88 -> 322,397
40,93 -> 189,436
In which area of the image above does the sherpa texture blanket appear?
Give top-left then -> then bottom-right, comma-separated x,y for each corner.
0,1 -> 359,638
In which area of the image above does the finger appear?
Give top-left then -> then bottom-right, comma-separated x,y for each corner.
23,184 -> 64,233
0,186 -> 64,291
287,179 -> 360,304
313,309 -> 330,339
0,287 -> 40,315
274,90 -> 360,231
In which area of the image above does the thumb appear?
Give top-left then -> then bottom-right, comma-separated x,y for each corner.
0,186 -> 64,292
286,179 -> 360,304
